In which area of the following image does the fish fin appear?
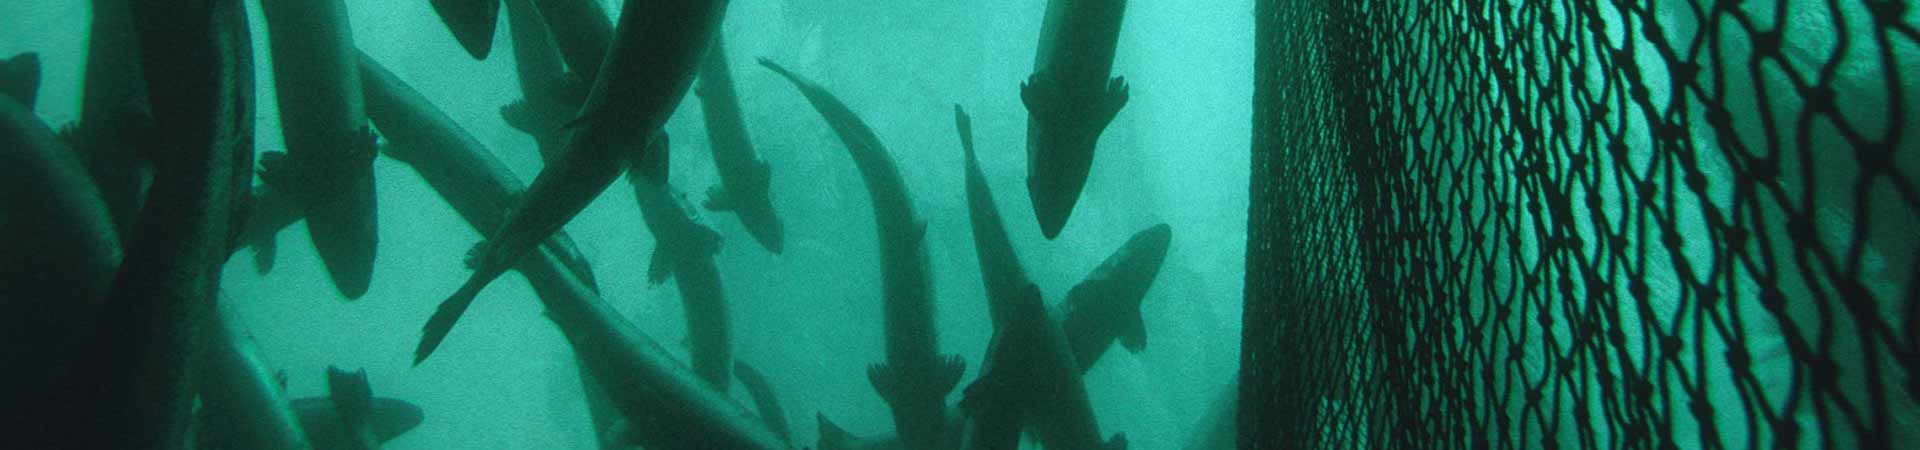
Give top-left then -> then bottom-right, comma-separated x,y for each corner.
429,0 -> 500,59
56,121 -> 81,146
499,99 -> 542,135
1105,433 -> 1128,450
703,185 -> 734,211
935,354 -> 966,397
866,363 -> 901,404
734,361 -> 793,441
251,226 -> 279,274
953,104 -> 975,158
817,412 -> 854,450
0,52 -> 40,108
1018,72 -> 1055,119
1092,76 -> 1130,128
326,366 -> 374,424
646,245 -> 674,284
415,274 -> 493,365
1118,302 -> 1148,353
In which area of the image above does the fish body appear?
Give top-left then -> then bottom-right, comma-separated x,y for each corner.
74,0 -> 156,239
49,1 -> 255,447
1058,223 -> 1168,370
1022,0 -> 1130,238
955,105 -> 1121,450
762,59 -> 964,450
257,0 -> 380,299
695,34 -> 784,254
626,135 -> 732,389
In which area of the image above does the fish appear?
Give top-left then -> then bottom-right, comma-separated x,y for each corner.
626,134 -> 732,388
1022,0 -> 1131,239
257,0 -> 380,299
761,58 -> 965,450
1058,223 -> 1168,370
695,34 -> 785,254
287,396 -> 425,450
429,0 -> 500,59
356,50 -> 599,292
73,0 -> 156,239
0,84 -> 123,429
954,104 -> 1124,450
413,0 -> 729,364
194,304 -> 315,450
45,0 -> 255,447
0,52 -> 41,108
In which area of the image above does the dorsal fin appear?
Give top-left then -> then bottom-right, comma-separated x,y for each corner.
0,52 -> 40,108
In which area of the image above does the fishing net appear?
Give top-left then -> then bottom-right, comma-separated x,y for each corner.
1246,0 -> 1920,449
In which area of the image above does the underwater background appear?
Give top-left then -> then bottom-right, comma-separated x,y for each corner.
3,0 -> 1250,449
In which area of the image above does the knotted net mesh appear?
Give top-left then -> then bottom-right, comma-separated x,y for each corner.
1246,0 -> 1920,449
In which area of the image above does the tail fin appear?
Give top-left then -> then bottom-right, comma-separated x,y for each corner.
734,361 -> 792,442
499,99 -> 543,135
1105,433 -> 1129,450
0,52 -> 40,107
954,104 -> 976,159
326,366 -> 374,425
1118,304 -> 1147,353
414,271 -> 497,365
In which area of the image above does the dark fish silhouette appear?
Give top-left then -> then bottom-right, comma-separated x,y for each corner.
762,58 -> 964,450
1023,0 -> 1131,239
955,105 -> 1124,450
696,34 -> 785,254
413,0 -> 728,365
48,0 -> 255,447
258,0 -> 380,299
73,0 -> 156,239
626,134 -> 732,388
0,53 -> 40,108
0,83 -> 122,427
1059,223 -> 1168,370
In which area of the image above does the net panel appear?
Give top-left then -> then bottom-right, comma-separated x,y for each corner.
1247,1 -> 1920,449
